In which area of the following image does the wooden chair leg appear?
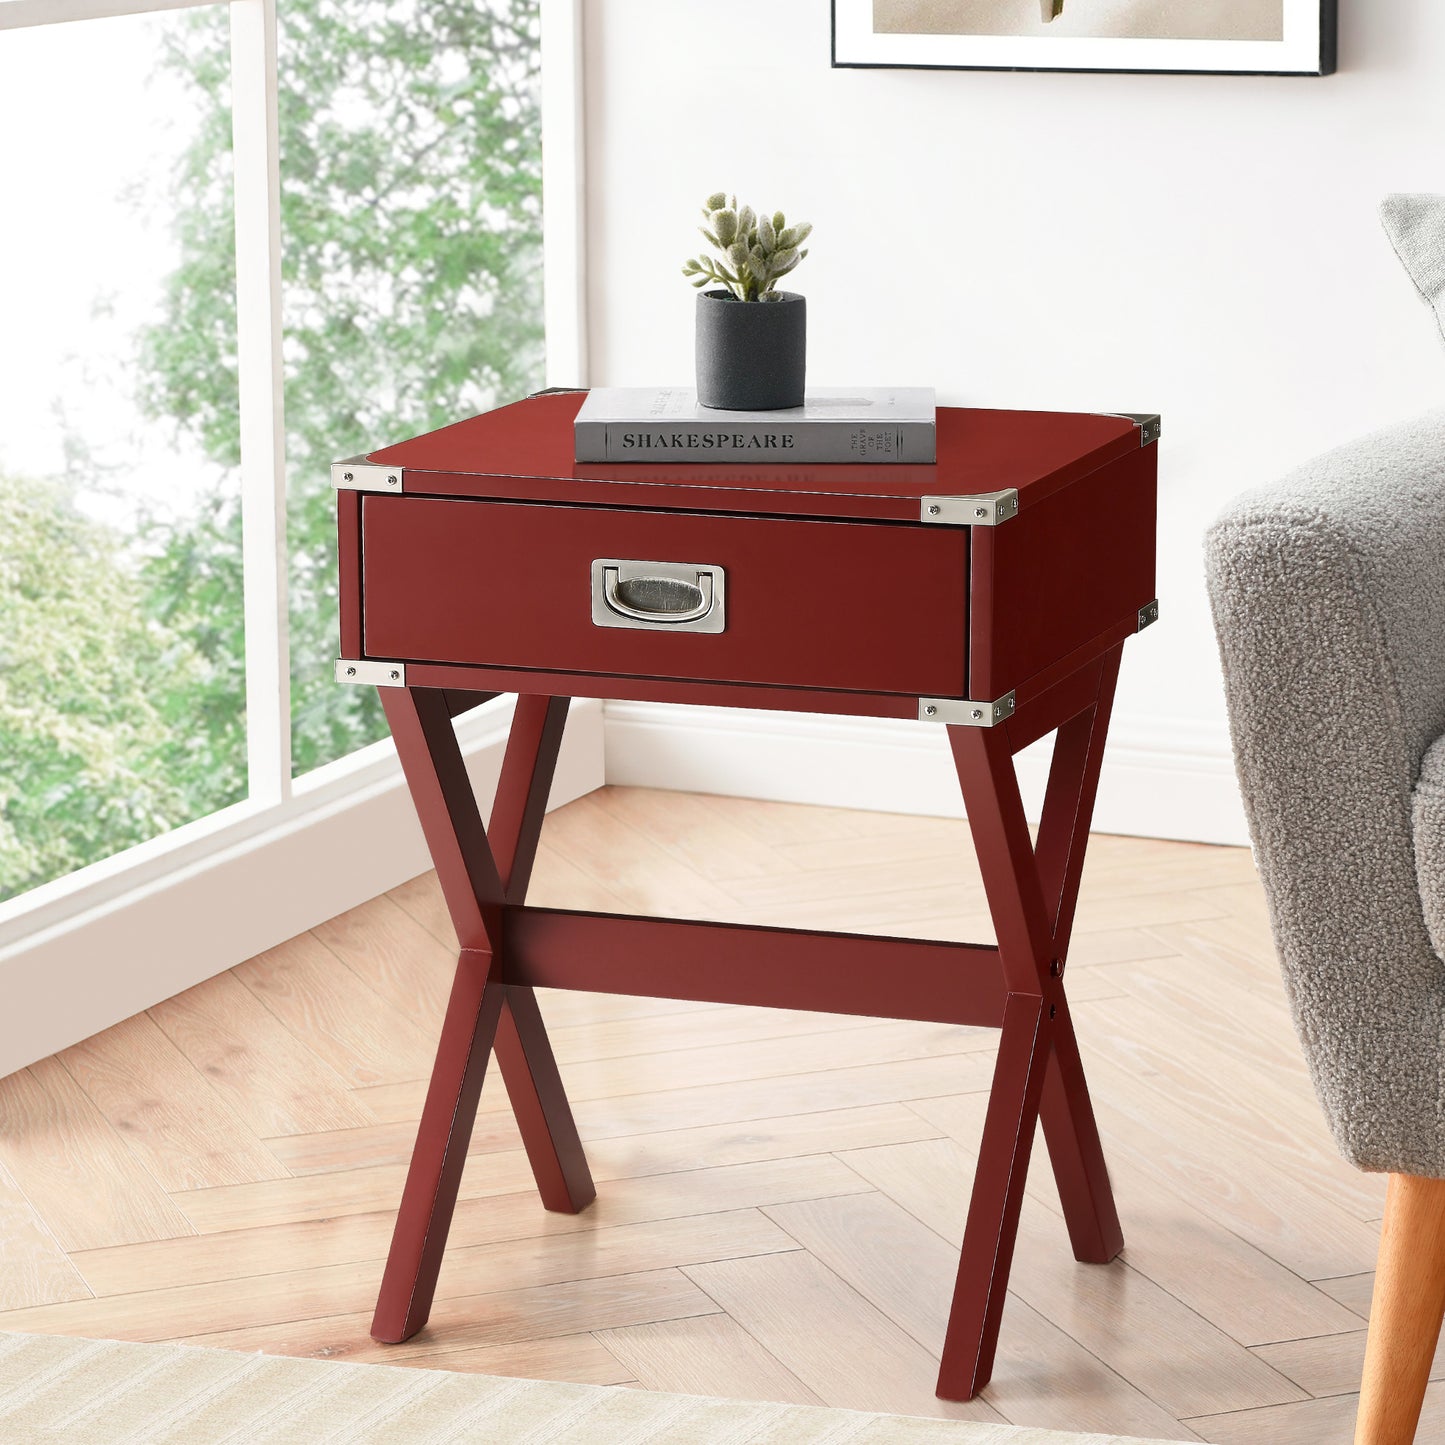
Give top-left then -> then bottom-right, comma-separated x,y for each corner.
1356,1172 -> 1445,1445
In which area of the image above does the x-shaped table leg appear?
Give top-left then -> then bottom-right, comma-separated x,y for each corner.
369,658 -> 1123,1387
371,690 -> 594,1344
936,648 -> 1124,1400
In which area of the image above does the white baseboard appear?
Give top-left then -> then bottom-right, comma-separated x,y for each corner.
603,701 -> 1249,847
0,697 -> 605,1079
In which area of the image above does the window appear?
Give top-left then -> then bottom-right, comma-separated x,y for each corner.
0,0 -> 578,925
0,6 -> 245,903
275,3 -> 545,775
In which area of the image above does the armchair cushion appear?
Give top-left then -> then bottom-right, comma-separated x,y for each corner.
1415,733 -> 1445,967
1206,407 -> 1445,1175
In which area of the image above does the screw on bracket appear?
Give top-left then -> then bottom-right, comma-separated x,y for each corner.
389,669 -> 400,681
918,689 -> 1015,725
387,475 -> 398,485
920,490 -> 1018,526
346,666 -> 357,676
343,472 -> 354,482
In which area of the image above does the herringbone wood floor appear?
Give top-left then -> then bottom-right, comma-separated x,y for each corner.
0,786 -> 1435,1440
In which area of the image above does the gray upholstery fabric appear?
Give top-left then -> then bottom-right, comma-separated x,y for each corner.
1417,735 -> 1445,967
1205,407 -> 1445,1175
1381,194 -> 1445,347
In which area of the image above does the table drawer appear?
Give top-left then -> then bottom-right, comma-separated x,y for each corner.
360,497 -> 969,696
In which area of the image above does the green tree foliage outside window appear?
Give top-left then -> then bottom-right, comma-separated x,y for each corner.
0,2 -> 542,904
138,0 -> 544,790
0,475 -> 217,900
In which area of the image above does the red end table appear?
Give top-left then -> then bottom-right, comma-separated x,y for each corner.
333,392 -> 1158,1400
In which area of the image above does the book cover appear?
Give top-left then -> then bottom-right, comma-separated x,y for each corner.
574,387 -> 936,464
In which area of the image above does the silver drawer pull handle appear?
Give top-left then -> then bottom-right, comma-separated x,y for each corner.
603,567 -> 713,624
591,558 -> 727,633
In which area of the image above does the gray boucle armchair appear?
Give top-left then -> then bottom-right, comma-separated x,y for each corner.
1206,405 -> 1445,1444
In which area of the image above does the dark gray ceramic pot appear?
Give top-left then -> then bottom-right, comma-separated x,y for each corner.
695,289 -> 806,411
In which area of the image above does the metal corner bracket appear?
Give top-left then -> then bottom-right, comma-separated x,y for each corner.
1104,413 -> 1161,447
1137,599 -> 1160,631
332,456 -> 403,493
919,691 -> 1017,726
336,658 -> 407,687
920,489 -> 1019,526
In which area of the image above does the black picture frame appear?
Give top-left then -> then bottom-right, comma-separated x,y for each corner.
831,0 -> 1337,77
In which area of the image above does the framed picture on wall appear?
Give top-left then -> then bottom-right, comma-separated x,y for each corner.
832,0 -> 1336,76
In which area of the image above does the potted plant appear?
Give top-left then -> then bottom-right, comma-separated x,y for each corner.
682,192 -> 813,411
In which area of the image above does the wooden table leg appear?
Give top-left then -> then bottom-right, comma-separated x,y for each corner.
936,649 -> 1124,1400
1031,653 -> 1125,1263
496,987 -> 594,1214
370,690 -> 593,1345
938,992 -> 1051,1398
489,696 -> 595,1215
372,946 -> 503,1343
371,657 -> 1124,1383
1041,1003 -> 1123,1263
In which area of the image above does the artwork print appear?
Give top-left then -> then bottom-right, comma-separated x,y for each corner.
832,0 -> 1335,74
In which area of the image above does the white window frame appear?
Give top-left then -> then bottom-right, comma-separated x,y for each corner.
0,0 -> 600,1074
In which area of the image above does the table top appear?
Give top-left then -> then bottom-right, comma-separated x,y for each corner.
363,392 -> 1145,524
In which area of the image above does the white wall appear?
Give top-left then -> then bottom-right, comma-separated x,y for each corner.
581,1 -> 1445,844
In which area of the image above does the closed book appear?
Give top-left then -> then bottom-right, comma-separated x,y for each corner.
574,387 -> 936,464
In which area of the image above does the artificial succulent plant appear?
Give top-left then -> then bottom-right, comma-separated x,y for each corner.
682,192 -> 813,302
